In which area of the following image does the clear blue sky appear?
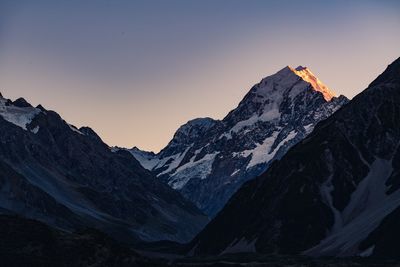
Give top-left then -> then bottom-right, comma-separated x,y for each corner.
1,0 -> 399,151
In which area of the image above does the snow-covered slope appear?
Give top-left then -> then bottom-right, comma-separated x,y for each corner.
189,57 -> 400,258
291,66 -> 335,101
128,147 -> 159,170
129,65 -> 349,216
0,96 -> 41,130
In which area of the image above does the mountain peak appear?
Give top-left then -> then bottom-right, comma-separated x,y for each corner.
369,57 -> 400,87
295,65 -> 307,71
259,65 -> 336,102
174,117 -> 217,139
13,97 -> 33,108
289,65 -> 336,101
166,117 -> 218,149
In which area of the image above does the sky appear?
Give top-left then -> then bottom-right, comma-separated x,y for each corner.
0,0 -> 399,152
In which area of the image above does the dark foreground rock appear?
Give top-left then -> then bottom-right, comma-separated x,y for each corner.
0,215 -> 166,267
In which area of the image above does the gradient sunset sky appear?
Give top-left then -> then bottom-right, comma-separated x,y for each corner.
1,0 -> 399,152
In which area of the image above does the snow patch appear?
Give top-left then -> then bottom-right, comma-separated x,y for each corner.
221,110 -> 281,140
231,169 -> 240,176
0,98 -> 40,130
31,126 -> 40,134
304,123 -> 314,134
168,152 -> 219,189
129,148 -> 160,170
292,66 -> 336,101
68,124 -> 83,135
157,146 -> 191,176
242,130 -> 297,169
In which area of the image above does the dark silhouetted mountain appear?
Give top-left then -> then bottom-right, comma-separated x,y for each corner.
129,66 -> 348,216
0,94 -> 208,244
188,57 -> 400,258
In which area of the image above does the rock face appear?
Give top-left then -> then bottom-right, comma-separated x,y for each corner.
188,57 -> 400,258
130,66 -> 348,216
0,95 -> 208,244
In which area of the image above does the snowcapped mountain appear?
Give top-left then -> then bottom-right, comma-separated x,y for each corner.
129,65 -> 349,216
0,94 -> 208,243
189,57 -> 400,258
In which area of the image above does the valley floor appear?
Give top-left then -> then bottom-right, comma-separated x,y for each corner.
1,214 -> 400,267
169,253 -> 400,267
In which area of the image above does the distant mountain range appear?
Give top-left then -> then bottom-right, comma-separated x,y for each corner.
0,93 -> 208,244
1,57 -> 400,264
188,57 -> 400,259
127,66 -> 349,216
